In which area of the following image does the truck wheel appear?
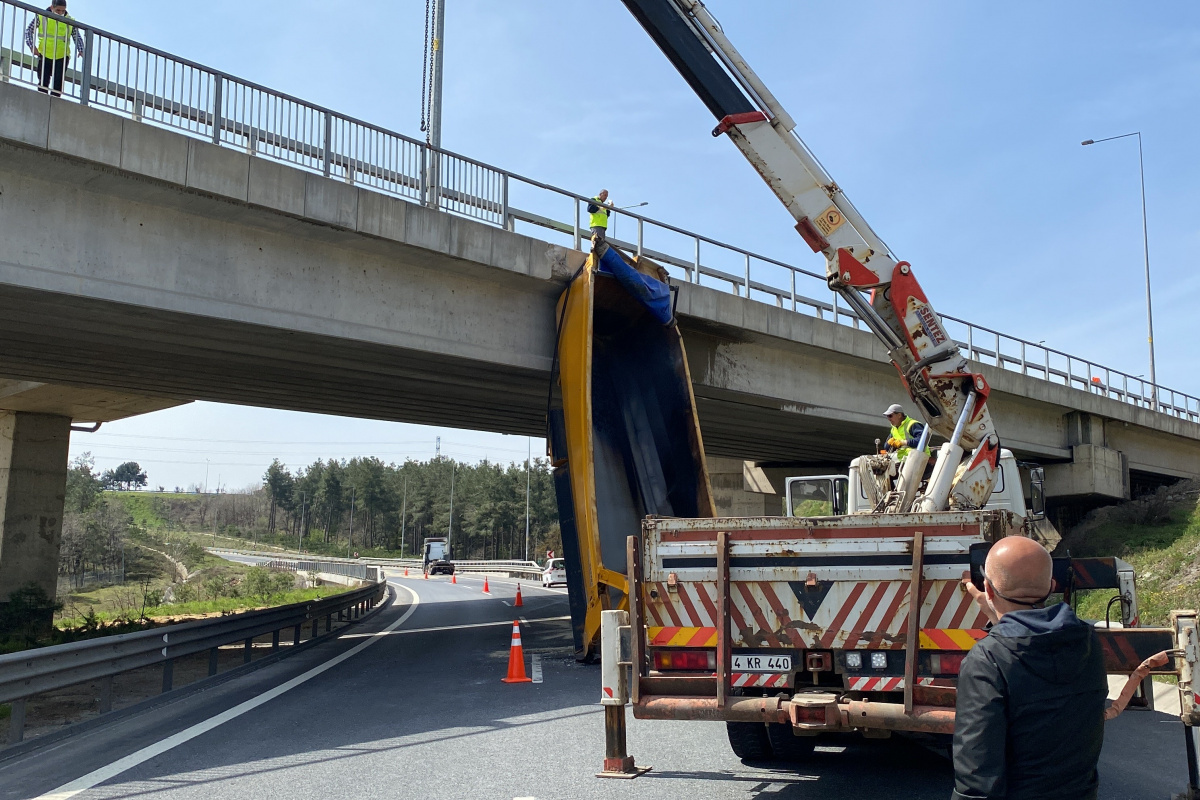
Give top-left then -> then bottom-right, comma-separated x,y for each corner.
726,722 -> 772,761
766,723 -> 816,761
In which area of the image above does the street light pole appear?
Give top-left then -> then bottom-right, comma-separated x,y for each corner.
297,491 -> 306,555
447,463 -> 455,557
524,437 -> 531,563
1081,132 -> 1157,405
400,477 -> 407,558
347,487 -> 356,559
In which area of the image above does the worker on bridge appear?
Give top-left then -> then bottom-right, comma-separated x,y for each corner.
883,404 -> 930,462
25,1 -> 83,98
587,190 -> 612,249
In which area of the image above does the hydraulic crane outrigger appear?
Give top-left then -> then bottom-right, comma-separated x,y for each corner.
619,0 -> 1001,513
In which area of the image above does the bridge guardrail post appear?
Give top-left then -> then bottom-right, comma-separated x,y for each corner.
574,197 -> 581,251
211,75 -> 223,145
501,172 -> 511,230
79,29 -> 93,106
322,112 -> 332,178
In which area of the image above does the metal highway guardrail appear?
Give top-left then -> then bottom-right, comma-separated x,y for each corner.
263,558 -> 380,583
0,578 -> 385,746
1,0 -> 1195,421
207,548 -> 546,580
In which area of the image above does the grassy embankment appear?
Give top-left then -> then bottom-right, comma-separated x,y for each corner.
54,493 -> 347,631
1062,484 -> 1200,627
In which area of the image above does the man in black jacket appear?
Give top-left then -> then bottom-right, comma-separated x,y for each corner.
953,536 -> 1108,800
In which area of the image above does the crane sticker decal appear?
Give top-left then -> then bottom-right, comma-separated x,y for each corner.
913,302 -> 948,348
814,205 -> 846,237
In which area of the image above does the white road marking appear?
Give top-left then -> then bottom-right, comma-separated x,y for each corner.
33,584 -> 422,800
336,615 -> 569,638
531,654 -> 543,684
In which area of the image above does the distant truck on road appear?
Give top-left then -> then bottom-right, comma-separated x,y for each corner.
422,537 -> 454,576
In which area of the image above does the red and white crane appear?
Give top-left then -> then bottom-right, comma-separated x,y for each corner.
620,0 -> 1001,512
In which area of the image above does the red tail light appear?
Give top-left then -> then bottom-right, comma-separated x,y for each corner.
929,653 -> 966,675
653,649 -> 716,671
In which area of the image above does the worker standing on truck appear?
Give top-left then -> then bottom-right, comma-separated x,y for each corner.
883,404 -> 930,462
587,190 -> 612,247
953,537 -> 1107,800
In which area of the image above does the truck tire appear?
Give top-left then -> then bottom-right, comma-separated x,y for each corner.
726,722 -> 772,761
766,723 -> 816,761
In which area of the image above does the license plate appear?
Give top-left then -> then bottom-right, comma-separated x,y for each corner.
732,654 -> 792,673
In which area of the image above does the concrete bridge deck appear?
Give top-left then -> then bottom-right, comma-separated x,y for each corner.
1,79 -> 1199,609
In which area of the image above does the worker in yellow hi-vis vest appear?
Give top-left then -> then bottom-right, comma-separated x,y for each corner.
883,403 -> 931,462
587,189 -> 613,248
24,1 -> 84,98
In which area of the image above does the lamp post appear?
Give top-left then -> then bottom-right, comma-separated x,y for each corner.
1081,132 -> 1156,406
611,201 -> 648,240
524,437 -> 531,563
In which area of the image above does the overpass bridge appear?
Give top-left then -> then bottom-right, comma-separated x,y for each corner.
0,0 -> 1198,612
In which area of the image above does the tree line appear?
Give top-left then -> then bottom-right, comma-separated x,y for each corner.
258,456 -> 560,560
60,454 -> 137,589
59,453 -> 562,582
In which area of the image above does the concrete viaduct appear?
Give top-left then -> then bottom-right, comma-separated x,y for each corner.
1,80 -> 1198,612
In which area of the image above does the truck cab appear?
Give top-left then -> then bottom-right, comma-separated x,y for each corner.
422,537 -> 455,575
786,449 -> 1045,521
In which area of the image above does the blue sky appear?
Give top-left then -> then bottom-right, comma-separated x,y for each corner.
63,1 -> 1200,490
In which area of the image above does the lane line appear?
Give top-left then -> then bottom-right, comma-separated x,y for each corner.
337,615 -> 570,638
425,574 -> 568,596
34,584 -> 422,800
531,654 -> 543,684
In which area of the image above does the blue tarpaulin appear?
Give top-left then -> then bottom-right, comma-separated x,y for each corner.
596,246 -> 673,325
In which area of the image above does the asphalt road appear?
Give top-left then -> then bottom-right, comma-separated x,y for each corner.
0,574 -> 1193,800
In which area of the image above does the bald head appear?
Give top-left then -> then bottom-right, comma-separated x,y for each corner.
985,536 -> 1052,605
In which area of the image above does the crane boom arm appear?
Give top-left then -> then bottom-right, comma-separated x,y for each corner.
619,0 -> 1002,510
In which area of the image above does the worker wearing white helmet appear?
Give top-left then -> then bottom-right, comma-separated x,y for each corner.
883,404 -> 931,462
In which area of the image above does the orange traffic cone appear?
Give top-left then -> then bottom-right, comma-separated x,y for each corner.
514,584 -> 524,607
483,577 -> 490,594
451,573 -> 457,584
404,568 -> 409,577
501,620 -> 532,683
423,570 -> 428,580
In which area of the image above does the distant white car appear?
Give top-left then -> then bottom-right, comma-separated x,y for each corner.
542,558 -> 566,588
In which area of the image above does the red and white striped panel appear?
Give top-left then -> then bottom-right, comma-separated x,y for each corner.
845,676 -> 954,691
731,672 -> 791,689
648,579 -> 989,652
847,676 -> 904,692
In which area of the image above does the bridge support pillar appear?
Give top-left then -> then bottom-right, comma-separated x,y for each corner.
0,412 -> 71,633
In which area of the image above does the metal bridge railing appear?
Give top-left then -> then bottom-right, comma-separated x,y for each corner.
1,0 -> 1195,422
